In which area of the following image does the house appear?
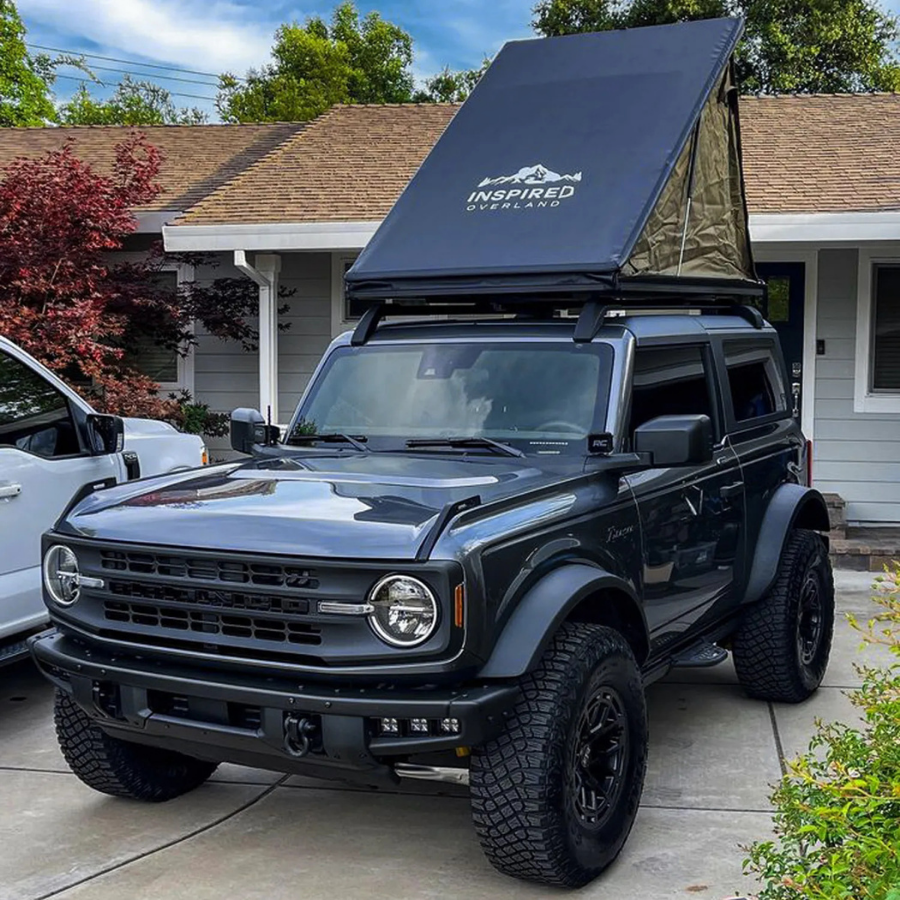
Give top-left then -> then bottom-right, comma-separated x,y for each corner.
0,97 -> 898,532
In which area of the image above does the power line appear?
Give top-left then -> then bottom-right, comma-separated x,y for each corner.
51,72 -> 216,103
27,42 -> 241,81
56,60 -> 220,88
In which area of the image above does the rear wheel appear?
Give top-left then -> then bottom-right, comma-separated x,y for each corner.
55,690 -> 217,801
470,623 -> 647,887
733,529 -> 834,703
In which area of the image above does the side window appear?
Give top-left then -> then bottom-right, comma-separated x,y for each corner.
724,341 -> 787,424
629,345 -> 714,439
0,351 -> 81,458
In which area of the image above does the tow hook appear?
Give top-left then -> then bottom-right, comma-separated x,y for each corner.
284,715 -> 317,758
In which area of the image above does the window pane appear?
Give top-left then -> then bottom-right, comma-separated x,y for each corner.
765,277 -> 790,323
127,271 -> 179,384
873,265 -> 900,392
0,352 -> 79,457
629,346 -> 712,434
724,341 -> 786,422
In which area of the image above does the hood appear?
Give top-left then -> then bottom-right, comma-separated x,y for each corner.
61,453 -> 561,560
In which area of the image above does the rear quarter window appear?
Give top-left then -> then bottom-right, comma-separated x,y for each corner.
723,340 -> 787,423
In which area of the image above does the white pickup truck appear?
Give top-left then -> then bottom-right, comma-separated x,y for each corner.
0,335 -> 206,661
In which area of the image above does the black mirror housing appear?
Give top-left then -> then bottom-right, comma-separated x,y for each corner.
633,414 -> 713,467
230,408 -> 280,455
86,414 -> 125,456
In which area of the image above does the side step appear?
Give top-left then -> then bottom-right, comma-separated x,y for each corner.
670,641 -> 728,669
0,637 -> 31,667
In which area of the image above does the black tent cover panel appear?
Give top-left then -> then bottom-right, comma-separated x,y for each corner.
345,17 -> 761,304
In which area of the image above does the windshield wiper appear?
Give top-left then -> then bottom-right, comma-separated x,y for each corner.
288,433 -> 369,451
405,437 -> 524,458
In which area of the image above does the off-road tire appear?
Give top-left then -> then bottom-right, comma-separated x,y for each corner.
733,528 -> 834,703
470,623 -> 647,888
55,690 -> 218,801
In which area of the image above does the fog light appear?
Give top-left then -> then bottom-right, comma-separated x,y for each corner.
440,718 -> 460,734
410,718 -> 430,734
380,718 -> 399,735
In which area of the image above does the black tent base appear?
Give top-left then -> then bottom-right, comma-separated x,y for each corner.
349,294 -> 765,346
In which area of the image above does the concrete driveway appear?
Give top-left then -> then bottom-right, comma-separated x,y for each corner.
1,570 -> 890,900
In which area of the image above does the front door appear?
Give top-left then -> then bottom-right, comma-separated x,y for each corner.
755,262 -> 805,419
0,348 -> 118,638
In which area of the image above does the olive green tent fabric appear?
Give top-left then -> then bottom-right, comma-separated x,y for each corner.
624,68 -> 753,281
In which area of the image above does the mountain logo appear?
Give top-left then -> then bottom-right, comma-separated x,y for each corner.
478,163 -> 583,187
466,163 -> 583,213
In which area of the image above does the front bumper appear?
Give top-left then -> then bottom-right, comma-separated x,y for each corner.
30,630 -> 518,784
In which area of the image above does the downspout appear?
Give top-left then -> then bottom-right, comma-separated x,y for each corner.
234,250 -> 281,425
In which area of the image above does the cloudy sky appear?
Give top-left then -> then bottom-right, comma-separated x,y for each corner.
17,0 -> 900,117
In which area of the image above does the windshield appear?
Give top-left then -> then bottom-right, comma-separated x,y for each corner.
291,341 -> 613,456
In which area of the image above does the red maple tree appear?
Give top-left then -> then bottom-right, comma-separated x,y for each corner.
0,133 -> 268,421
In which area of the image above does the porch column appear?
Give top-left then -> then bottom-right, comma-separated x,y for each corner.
234,251 -> 281,425
255,254 -> 281,425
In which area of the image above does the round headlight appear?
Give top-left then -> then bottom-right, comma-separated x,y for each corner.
367,575 -> 438,647
43,545 -> 80,606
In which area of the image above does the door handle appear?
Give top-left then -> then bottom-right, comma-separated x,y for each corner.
720,481 -> 743,499
0,482 -> 22,499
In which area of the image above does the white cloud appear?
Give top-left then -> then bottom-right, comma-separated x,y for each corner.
20,0 -> 275,74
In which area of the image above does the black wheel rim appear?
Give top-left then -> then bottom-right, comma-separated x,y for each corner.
797,571 -> 824,667
569,686 -> 629,830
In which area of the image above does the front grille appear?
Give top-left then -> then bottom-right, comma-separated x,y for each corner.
104,600 -> 322,645
108,579 -> 310,616
100,550 -> 319,590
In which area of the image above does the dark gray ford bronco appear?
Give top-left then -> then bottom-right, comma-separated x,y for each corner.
31,17 -> 834,889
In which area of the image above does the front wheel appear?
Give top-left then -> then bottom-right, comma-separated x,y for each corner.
733,528 -> 835,703
470,623 -> 648,887
55,690 -> 218,801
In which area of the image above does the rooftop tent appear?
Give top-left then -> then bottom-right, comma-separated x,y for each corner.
345,17 -> 760,305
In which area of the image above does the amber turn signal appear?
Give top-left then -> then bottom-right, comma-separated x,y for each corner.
454,583 -> 465,628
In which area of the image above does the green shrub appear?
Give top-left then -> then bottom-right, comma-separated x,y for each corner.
168,390 -> 229,439
744,564 -> 900,900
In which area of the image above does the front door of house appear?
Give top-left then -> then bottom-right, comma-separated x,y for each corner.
755,262 -> 805,420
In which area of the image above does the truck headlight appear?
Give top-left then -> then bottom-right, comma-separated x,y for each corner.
367,575 -> 438,647
43,545 -> 81,606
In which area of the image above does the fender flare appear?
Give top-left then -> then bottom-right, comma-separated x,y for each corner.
742,484 -> 830,606
477,564 -> 648,680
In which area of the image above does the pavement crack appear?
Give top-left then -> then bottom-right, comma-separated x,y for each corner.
767,702 -> 788,777
30,775 -> 291,900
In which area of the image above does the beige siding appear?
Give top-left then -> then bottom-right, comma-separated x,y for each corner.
191,252 -> 334,456
814,248 -> 900,525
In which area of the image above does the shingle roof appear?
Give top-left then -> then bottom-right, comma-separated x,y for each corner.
177,104 -> 459,225
740,94 -> 900,214
0,123 -> 302,212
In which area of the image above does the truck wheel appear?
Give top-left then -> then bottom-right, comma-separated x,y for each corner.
733,529 -> 834,703
470,623 -> 647,887
55,690 -> 218,801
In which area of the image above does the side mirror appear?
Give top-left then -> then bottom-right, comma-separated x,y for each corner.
86,414 -> 125,456
230,408 -> 280,455
633,414 -> 713,467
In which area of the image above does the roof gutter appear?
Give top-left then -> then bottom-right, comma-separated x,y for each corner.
750,211 -> 900,243
162,221 -> 379,253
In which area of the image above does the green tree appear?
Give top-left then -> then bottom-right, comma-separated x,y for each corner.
532,0 -> 900,93
414,58 -> 491,103
58,76 -> 207,126
0,0 -> 56,125
218,0 -> 416,123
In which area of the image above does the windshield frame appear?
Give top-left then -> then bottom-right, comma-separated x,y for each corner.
287,336 -> 615,457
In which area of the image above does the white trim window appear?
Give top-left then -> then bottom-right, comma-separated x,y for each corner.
127,263 -> 195,396
330,252 -> 360,338
855,252 -> 900,414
